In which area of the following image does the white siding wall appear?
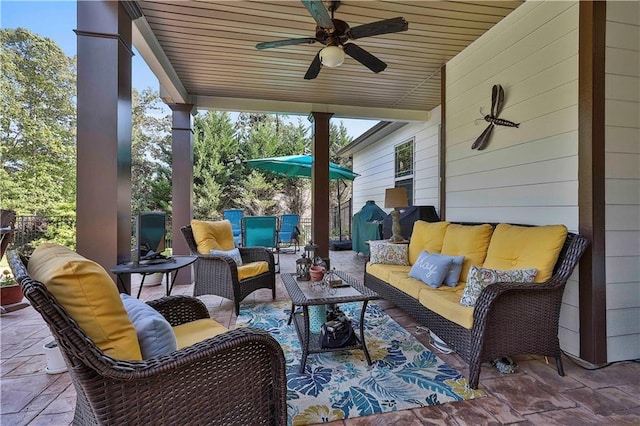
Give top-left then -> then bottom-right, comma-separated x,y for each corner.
352,106 -> 441,216
445,1 -> 582,355
605,1 -> 640,362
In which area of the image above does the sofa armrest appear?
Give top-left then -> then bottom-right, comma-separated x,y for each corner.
473,280 -> 565,327
94,328 -> 288,425
147,295 -> 210,326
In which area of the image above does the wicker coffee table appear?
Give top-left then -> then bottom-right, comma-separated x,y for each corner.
281,271 -> 378,373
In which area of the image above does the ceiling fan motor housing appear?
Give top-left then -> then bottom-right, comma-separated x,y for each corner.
316,19 -> 350,45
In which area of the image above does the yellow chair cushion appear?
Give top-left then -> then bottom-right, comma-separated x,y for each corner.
191,219 -> 235,254
366,263 -> 411,283
483,223 -> 568,283
173,318 -> 228,349
408,221 -> 450,265
237,261 -> 270,281
28,243 -> 142,360
418,284 -> 474,329
441,224 -> 494,283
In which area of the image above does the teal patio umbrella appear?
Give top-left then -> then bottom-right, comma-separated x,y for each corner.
245,155 -> 359,181
246,154 -> 358,241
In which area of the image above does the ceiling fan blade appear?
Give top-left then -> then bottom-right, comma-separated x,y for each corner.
256,37 -> 317,50
343,43 -> 387,73
304,52 -> 322,80
301,0 -> 334,29
347,17 -> 408,40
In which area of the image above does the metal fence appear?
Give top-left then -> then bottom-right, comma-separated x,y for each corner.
296,199 -> 353,246
10,215 -> 76,255
8,215 -> 174,255
8,207 -> 350,255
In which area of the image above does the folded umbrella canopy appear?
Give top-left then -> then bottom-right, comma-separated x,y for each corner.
245,155 -> 359,181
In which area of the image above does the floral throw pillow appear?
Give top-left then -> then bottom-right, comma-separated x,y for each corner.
409,251 -> 453,288
369,241 -> 409,265
210,248 -> 243,266
460,266 -> 538,307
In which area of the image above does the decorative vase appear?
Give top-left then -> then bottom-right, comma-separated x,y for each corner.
0,284 -> 23,306
308,305 -> 327,334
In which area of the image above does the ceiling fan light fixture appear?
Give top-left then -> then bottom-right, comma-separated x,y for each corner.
319,45 -> 344,67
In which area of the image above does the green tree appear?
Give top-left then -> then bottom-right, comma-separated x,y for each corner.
192,111 -> 239,219
131,88 -> 172,214
1,28 -> 76,249
1,28 -> 76,217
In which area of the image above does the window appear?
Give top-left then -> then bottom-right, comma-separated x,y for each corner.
395,140 -> 413,178
394,140 -> 414,206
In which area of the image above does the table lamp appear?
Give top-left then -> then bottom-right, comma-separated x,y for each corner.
384,187 -> 409,243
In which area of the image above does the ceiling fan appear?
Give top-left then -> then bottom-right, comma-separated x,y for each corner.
255,0 -> 409,80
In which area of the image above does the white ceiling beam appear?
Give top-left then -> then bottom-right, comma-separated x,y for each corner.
194,96 -> 429,122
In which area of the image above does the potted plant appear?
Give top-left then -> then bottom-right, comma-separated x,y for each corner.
1,268 -> 23,306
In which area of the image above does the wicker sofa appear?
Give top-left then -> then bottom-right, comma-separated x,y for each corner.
8,248 -> 287,425
364,221 -> 589,389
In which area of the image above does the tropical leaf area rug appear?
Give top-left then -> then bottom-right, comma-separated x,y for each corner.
236,301 -> 485,425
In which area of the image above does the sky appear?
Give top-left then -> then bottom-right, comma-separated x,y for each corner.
1,0 -> 378,140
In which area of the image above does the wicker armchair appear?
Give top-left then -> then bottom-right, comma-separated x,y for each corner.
181,225 -> 276,315
7,250 -> 287,425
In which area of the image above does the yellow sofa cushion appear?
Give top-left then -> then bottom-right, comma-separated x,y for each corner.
191,219 -> 235,254
441,224 -> 494,283
483,223 -> 568,283
173,318 -> 228,349
387,272 -> 426,299
418,285 -> 474,329
28,243 -> 142,360
366,263 -> 411,283
408,221 -> 450,265
237,261 -> 270,281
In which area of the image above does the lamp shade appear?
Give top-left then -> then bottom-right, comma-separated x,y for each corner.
384,187 -> 408,208
319,45 -> 345,68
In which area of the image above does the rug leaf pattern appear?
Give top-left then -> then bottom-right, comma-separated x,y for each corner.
237,301 -> 484,425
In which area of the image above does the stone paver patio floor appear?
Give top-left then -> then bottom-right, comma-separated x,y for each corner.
2,249 -> 639,425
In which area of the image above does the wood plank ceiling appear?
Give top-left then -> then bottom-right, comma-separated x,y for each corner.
136,0 -> 523,120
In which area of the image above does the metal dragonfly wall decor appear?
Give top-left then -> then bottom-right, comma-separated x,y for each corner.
471,84 -> 520,150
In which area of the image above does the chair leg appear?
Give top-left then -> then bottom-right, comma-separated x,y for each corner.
235,300 -> 240,316
555,356 -> 565,376
272,285 -> 276,300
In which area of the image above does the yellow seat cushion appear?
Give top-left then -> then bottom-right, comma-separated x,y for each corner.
237,261 -> 270,281
191,219 -> 235,254
387,272 -> 426,299
173,318 -> 228,349
418,284 -> 474,329
483,224 -> 568,283
366,263 -> 411,283
441,224 -> 494,283
28,243 -> 142,360
408,221 -> 450,265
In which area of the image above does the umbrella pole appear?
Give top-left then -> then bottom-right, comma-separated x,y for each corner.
336,180 -> 342,241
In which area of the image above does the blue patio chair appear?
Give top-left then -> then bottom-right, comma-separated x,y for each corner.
223,209 -> 243,246
242,215 -> 279,272
278,214 -> 300,253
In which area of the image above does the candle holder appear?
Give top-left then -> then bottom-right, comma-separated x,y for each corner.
296,253 -> 312,281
